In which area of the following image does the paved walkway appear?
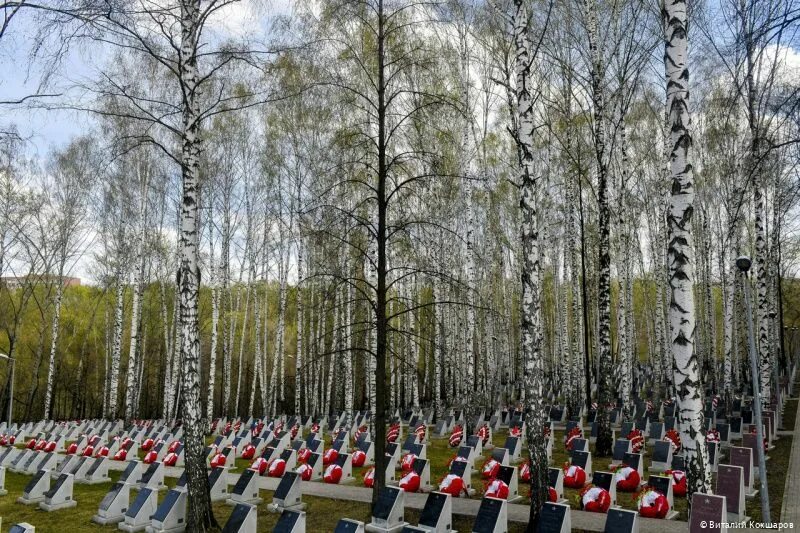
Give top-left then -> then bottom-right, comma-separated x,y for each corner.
780,392 -> 800,525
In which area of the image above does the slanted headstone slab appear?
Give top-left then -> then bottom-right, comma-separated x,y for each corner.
270,472 -> 304,512
728,446 -> 756,497
536,502 -> 570,533
228,468 -> 262,506
417,491 -> 454,533
273,510 -> 305,533
209,466 -> 230,502
707,441 -> 719,473
570,450 -> 592,475
491,448 -> 509,466
647,475 -> 676,518
138,461 -> 165,490
603,509 -> 638,533
119,487 -> 158,533
495,465 -> 520,502
571,438 -> 588,453
39,472 -> 76,511
222,503 -> 257,533
612,440 -> 631,465
335,519 -> 366,533
716,464 -> 747,522
472,497 -> 507,533
119,460 -> 142,486
84,456 -> 111,484
503,437 -> 520,461
368,486 -> 407,532
93,482 -> 130,525
622,453 -> 643,479
0,465 -> 6,496
148,488 -> 187,533
591,471 -> 617,507
9,524 -> 35,533
688,493 -> 726,533
650,441 -> 673,473
548,468 -> 565,502
17,468 -> 50,505
449,459 -> 472,491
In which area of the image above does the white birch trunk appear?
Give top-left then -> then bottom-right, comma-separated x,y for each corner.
664,0 -> 712,496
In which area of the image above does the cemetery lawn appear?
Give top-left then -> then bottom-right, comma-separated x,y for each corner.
0,416 -> 794,531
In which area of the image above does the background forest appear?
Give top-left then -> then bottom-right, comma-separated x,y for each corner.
1,0 -> 799,429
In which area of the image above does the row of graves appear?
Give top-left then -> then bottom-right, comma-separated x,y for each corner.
527,364 -> 796,532
0,364 -> 794,533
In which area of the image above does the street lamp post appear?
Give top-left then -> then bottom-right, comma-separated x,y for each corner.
0,353 -> 14,427
736,256 -> 771,523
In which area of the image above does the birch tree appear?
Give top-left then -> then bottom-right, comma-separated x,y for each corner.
663,0 -> 712,498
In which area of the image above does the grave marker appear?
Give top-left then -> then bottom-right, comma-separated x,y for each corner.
494,465 -> 521,502
270,471 -> 304,512
548,467 -> 566,503
138,461 -> 165,491
647,475 -> 678,519
222,503 -> 257,533
536,502 -> 570,533
603,509 -> 638,533
611,440 -> 631,466
650,441 -> 673,473
228,468 -> 262,505
591,471 -> 618,507
119,487 -> 158,532
39,472 -> 77,511
273,509 -> 306,533
728,446 -> 757,497
335,519 -> 366,533
148,488 -> 187,533
716,464 -> 747,522
92,482 -> 130,525
417,491 -> 455,533
17,469 -> 50,505
472,497 -> 507,533
367,486 -> 407,532
688,493 -> 726,533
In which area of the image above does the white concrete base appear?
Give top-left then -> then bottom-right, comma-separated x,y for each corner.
39,499 -> 78,512
365,523 -> 408,533
92,513 -> 126,525
16,496 -> 45,505
118,522 -> 149,533
266,502 -> 307,513
145,525 -> 186,533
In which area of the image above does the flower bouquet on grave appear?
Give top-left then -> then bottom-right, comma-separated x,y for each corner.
626,428 -> 644,453
297,448 -> 311,464
563,462 -> 587,489
580,484 -> 611,513
565,426 -> 583,451
482,458 -> 500,480
706,428 -> 720,445
665,469 -> 686,497
363,466 -> 375,487
612,464 -> 641,492
351,450 -> 367,467
663,429 -> 681,454
478,424 -> 491,446
400,452 -> 417,473
387,423 -> 400,444
519,460 -> 531,482
636,485 -> 669,519
415,423 -> 426,441
438,473 -> 466,497
449,425 -> 464,448
323,463 -> 343,484
399,469 -> 421,492
252,457 -> 269,475
485,478 -> 510,499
